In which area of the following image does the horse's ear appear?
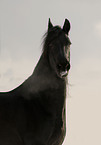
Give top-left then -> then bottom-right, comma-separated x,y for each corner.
63,19 -> 70,35
48,18 -> 53,30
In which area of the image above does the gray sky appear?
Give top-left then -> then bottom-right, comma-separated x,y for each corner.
0,0 -> 101,145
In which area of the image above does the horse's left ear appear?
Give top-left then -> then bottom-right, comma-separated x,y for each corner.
63,19 -> 71,35
48,18 -> 53,30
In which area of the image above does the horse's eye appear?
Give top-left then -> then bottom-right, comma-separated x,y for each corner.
58,64 -> 62,68
57,64 -> 63,70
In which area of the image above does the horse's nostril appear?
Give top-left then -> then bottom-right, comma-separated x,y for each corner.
58,62 -> 70,71
66,63 -> 69,68
58,64 -> 62,68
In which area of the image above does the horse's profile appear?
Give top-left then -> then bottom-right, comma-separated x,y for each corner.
0,18 -> 71,145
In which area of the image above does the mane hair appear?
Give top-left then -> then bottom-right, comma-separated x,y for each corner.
42,26 -> 61,53
42,26 -> 71,57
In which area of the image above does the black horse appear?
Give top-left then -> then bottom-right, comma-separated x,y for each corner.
0,18 -> 71,145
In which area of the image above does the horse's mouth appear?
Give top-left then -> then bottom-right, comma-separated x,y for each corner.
60,70 -> 68,78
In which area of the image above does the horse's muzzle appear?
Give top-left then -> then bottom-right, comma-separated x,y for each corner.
58,62 -> 70,78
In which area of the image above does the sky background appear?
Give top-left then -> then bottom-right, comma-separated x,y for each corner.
0,0 -> 101,145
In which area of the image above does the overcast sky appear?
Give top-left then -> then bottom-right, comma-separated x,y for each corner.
0,0 -> 101,145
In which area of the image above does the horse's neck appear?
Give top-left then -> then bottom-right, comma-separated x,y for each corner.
31,55 -> 66,111
21,54 -> 66,99
33,54 -> 51,76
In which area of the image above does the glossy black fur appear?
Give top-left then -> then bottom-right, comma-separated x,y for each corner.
0,19 -> 71,145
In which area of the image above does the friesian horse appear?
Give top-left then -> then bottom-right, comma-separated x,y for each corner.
0,18 -> 71,145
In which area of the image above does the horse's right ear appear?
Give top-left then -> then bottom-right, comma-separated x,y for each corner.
48,18 -> 53,30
